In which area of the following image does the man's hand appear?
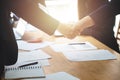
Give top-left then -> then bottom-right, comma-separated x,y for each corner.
22,31 -> 43,43
57,23 -> 79,39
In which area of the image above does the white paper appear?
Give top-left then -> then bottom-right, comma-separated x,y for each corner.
5,65 -> 45,80
17,50 -> 51,63
17,40 -> 53,50
38,59 -> 50,66
62,49 -> 117,61
13,18 -> 26,39
50,41 -> 97,52
21,72 -> 80,80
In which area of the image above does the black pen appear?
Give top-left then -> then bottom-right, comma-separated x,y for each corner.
69,43 -> 86,45
18,62 -> 38,68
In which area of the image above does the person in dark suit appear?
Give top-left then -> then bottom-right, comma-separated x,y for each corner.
0,0 -> 77,77
0,1 -> 18,77
70,0 -> 120,53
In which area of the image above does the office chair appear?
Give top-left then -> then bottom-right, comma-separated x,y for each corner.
115,15 -> 120,49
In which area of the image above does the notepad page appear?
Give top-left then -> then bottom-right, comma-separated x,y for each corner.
5,65 -> 45,79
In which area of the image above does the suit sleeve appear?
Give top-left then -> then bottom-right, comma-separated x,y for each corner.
89,0 -> 120,26
10,0 -> 59,35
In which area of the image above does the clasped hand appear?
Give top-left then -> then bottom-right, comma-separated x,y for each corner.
57,23 -> 80,39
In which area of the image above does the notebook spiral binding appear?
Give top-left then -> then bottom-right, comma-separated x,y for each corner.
5,66 -> 41,71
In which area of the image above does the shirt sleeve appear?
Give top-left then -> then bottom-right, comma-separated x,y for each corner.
13,18 -> 26,39
10,0 -> 59,35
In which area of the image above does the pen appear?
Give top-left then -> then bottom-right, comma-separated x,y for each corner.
18,62 -> 38,68
69,43 -> 86,45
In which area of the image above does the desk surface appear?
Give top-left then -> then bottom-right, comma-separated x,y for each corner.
42,36 -> 120,80
3,36 -> 120,80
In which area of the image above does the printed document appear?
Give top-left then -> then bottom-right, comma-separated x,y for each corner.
50,41 -> 97,52
17,50 -> 51,63
17,40 -> 53,50
62,49 -> 117,61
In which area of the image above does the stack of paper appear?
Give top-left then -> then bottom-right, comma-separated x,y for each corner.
62,49 -> 117,61
5,49 -> 51,79
17,50 -> 51,63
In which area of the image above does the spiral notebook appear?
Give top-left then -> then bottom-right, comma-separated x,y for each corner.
5,65 -> 45,79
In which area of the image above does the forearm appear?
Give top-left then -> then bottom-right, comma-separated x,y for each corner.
57,16 -> 95,38
10,0 -> 59,35
74,16 -> 95,33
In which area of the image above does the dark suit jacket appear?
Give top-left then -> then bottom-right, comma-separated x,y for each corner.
78,0 -> 120,52
0,0 -> 59,76
10,0 -> 59,35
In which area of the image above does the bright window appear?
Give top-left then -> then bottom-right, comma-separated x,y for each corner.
45,0 -> 78,23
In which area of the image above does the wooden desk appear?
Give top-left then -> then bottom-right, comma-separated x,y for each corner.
42,36 -> 120,80
2,36 -> 120,80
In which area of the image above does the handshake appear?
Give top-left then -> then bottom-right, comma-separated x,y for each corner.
57,23 -> 80,39
57,16 -> 94,39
